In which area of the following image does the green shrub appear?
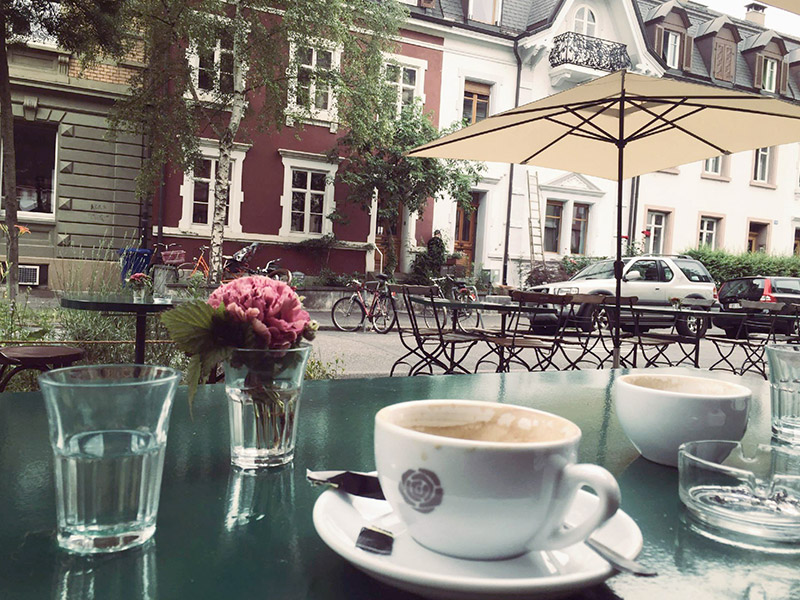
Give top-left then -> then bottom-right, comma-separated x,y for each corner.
684,248 -> 800,284
561,255 -> 605,277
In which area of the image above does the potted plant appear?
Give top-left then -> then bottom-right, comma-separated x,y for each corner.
127,272 -> 152,302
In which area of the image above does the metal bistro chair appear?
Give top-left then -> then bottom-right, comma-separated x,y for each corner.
598,296 -> 642,368
0,345 -> 85,392
389,285 -> 478,376
474,291 -> 571,373
707,300 -> 795,378
639,298 -> 714,368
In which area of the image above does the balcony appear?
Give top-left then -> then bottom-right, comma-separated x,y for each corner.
548,32 -> 631,87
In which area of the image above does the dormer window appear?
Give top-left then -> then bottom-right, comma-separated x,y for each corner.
763,57 -> 778,92
469,0 -> 500,25
574,6 -> 596,37
664,30 -> 681,68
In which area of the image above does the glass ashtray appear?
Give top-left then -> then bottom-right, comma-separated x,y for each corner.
678,440 -> 800,546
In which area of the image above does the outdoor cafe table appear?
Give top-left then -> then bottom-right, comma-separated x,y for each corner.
59,295 -> 175,364
0,368 -> 795,599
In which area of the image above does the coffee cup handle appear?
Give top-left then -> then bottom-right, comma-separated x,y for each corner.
542,463 -> 621,550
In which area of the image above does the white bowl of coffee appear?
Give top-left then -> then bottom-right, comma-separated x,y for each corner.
613,373 -> 751,468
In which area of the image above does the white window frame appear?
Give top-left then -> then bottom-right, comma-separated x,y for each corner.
699,217 -> 718,249
763,57 -> 778,93
753,147 -> 772,183
646,211 -> 667,255
664,31 -> 681,69
287,40 -> 342,131
574,6 -> 597,37
0,120 -> 58,223
468,0 -> 502,24
703,156 -> 722,176
384,53 -> 427,118
178,139 -> 247,235
278,149 -> 338,240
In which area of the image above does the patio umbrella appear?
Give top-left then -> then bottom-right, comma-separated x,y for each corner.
761,1 -> 800,15
407,69 -> 800,366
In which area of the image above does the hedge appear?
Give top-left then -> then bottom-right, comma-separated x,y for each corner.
684,248 -> 800,284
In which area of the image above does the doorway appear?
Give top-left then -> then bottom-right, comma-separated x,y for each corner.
454,193 -> 480,270
747,222 -> 768,253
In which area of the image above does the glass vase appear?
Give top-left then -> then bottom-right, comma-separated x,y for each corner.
132,289 -> 146,303
224,345 -> 311,470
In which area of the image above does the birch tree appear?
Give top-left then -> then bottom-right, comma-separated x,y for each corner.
113,0 -> 405,283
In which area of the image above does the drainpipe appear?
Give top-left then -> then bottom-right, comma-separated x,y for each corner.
501,38 -> 524,285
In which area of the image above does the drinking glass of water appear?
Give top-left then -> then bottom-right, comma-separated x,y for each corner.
39,365 -> 181,554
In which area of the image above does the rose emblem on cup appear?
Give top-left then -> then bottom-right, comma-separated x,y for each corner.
399,469 -> 443,513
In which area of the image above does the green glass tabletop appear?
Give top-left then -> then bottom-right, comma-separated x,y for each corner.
60,295 -> 176,314
0,368 -> 795,600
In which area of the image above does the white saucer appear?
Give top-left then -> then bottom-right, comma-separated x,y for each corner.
313,488 -> 643,600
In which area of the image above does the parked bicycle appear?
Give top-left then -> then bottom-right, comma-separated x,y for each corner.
422,274 -> 482,331
223,242 -> 292,283
331,273 -> 397,333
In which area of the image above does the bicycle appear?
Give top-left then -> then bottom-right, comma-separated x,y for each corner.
422,275 -> 482,331
331,273 -> 397,334
222,242 -> 292,283
177,245 -> 211,280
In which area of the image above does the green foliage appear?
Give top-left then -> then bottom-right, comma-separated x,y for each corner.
332,102 -> 485,227
684,248 -> 800,284
305,352 -> 344,380
561,255 -> 604,277
521,262 -> 570,288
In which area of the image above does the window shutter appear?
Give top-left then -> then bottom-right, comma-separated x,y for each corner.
682,35 -> 693,71
723,44 -> 734,82
779,60 -> 789,95
654,26 -> 664,59
754,54 -> 764,89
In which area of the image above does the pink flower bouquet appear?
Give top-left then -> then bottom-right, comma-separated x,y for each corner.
162,276 -> 317,402
126,272 -> 151,290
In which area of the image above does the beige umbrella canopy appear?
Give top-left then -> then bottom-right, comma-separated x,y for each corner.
761,1 -> 800,16
409,70 -> 800,180
408,69 -> 800,365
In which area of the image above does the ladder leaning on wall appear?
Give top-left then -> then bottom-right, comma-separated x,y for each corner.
527,169 -> 546,271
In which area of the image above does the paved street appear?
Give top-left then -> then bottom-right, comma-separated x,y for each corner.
310,310 -> 768,385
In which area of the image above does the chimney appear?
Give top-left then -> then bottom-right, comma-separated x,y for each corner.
745,2 -> 767,27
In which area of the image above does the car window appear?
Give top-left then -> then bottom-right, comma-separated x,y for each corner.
719,278 -> 765,300
572,261 -> 615,280
627,260 -> 659,281
674,259 -> 713,283
772,278 -> 800,294
659,261 -> 674,282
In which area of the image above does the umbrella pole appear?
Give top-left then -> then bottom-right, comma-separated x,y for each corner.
613,75 -> 626,369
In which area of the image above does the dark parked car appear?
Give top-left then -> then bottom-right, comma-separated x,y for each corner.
712,276 -> 800,337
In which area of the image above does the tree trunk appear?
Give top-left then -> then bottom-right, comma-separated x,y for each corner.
209,0 -> 247,284
0,14 -> 18,301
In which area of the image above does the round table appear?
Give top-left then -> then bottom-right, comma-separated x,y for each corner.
60,295 -> 175,364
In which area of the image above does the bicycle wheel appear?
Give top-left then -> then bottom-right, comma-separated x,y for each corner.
421,304 -> 448,329
453,289 -> 481,331
331,297 -> 366,332
371,294 -> 397,334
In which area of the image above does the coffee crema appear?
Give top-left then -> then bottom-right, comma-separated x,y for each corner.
405,407 -> 569,443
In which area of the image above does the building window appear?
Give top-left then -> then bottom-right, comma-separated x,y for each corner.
574,6 -> 596,37
469,0 -> 499,24
463,81 -> 490,124
3,121 -> 57,216
279,150 -> 338,239
194,31 -> 234,96
645,211 -> 667,255
384,55 -> 426,118
544,201 -> 563,253
178,140 -> 247,234
288,42 -> 341,125
753,147 -> 772,183
570,203 -> 589,254
703,156 -> 722,176
190,158 -> 230,225
664,30 -> 681,69
763,57 -> 778,93
699,217 -> 719,249
748,222 -> 769,252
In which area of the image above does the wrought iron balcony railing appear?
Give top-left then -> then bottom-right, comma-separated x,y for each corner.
549,31 -> 631,73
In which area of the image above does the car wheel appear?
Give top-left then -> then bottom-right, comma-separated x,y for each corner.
676,314 -> 709,338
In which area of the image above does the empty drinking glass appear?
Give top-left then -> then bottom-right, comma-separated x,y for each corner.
766,344 -> 800,444
39,365 -> 181,554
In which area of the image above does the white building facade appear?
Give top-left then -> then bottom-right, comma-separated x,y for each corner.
401,0 -> 800,286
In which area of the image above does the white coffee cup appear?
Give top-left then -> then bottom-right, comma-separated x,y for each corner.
374,399 -> 621,560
